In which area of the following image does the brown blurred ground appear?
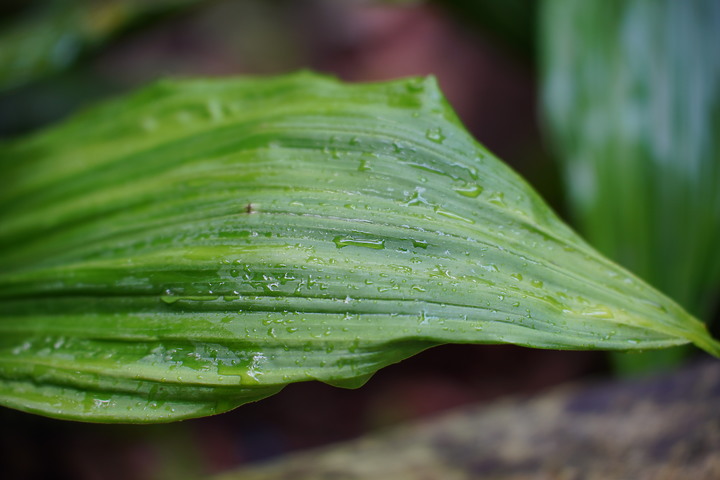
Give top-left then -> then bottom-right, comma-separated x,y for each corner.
216,360 -> 720,480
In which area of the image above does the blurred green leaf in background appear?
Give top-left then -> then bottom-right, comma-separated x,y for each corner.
541,0 -> 720,374
0,0 -> 200,92
0,0 -> 310,139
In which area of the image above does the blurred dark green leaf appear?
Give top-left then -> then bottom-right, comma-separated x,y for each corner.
541,0 -> 720,373
437,0 -> 537,61
0,0 -> 199,92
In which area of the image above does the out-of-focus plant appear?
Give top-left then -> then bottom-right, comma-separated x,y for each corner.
438,0 -> 537,61
0,0 -> 199,92
541,0 -> 720,374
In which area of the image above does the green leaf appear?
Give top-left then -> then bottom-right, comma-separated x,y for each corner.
540,0 -> 720,373
0,0 -> 198,91
1,72 -> 717,423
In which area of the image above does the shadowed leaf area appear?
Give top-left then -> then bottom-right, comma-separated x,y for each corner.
0,72 -> 717,423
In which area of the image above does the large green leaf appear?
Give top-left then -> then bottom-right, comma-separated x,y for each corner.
541,0 -> 720,372
1,72 -> 717,422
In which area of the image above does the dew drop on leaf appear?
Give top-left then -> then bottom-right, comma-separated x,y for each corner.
425,127 -> 445,143
332,236 -> 385,250
453,184 -> 484,198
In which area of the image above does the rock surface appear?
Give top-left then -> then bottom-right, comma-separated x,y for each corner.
215,360 -> 720,480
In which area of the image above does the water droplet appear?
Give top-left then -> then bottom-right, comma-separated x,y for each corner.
160,293 -> 180,304
402,187 -> 432,207
488,191 -> 506,207
333,236 -> 385,250
426,127 -> 445,143
176,110 -> 195,125
430,265 -> 456,279
141,117 -> 158,132
453,184 -> 484,198
435,208 -> 474,224
358,158 -> 371,172
206,98 -> 224,121
412,239 -> 429,249
639,299 -> 669,313
406,78 -> 425,93
580,307 -> 614,319
93,398 -> 112,409
11,341 -> 32,355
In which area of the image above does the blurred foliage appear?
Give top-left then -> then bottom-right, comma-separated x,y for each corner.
0,0 -> 200,92
541,0 -> 720,374
437,0 -> 537,62
0,0 -> 305,139
0,69 -> 119,139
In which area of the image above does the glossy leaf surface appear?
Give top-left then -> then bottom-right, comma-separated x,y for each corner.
1,72 -> 717,422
